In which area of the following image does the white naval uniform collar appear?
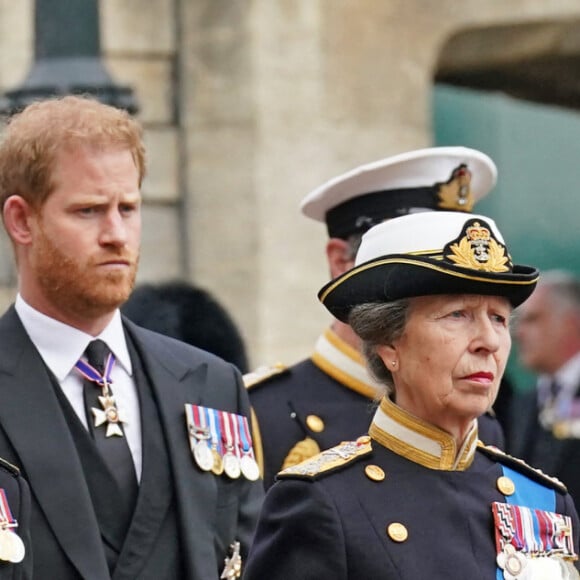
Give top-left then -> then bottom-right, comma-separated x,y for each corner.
15,294 -> 132,380
311,327 -> 386,400
369,396 -> 479,471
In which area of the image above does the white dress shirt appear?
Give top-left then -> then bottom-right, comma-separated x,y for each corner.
15,294 -> 142,480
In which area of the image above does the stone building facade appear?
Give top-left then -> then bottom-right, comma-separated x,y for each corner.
0,0 -> 579,368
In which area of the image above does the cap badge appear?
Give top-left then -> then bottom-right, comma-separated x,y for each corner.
444,219 -> 511,273
436,164 -> 474,212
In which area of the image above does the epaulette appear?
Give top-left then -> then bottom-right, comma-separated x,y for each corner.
277,436 -> 372,481
243,363 -> 288,390
477,442 -> 568,494
0,457 -> 20,478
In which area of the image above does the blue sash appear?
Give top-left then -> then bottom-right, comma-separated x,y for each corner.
495,465 -> 555,580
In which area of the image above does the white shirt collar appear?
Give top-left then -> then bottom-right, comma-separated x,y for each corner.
15,294 -> 133,381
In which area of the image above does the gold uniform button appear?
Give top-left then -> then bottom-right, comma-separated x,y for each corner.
387,522 -> 408,542
306,415 -> 325,433
497,476 -> 515,496
357,435 -> 371,444
365,465 -> 385,482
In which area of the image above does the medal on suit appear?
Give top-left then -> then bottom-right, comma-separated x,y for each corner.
205,408 -> 224,476
220,412 -> 241,479
185,405 -> 214,471
237,415 -> 260,481
193,439 -> 214,472
75,352 -> 127,437
185,405 -> 260,480
220,541 -> 242,579
0,489 -> 25,563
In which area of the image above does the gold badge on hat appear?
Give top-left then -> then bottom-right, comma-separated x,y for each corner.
445,219 -> 511,273
436,164 -> 474,212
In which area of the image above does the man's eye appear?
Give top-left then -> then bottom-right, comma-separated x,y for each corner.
78,207 -> 97,215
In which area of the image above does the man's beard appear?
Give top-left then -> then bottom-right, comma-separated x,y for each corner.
32,226 -> 139,321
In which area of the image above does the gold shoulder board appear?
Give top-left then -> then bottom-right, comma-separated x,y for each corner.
243,363 -> 288,390
277,436 -> 372,481
477,441 -> 568,494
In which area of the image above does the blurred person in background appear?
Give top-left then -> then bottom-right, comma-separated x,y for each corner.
513,269 -> 580,504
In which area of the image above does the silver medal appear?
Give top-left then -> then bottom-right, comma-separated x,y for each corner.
240,455 -> 260,481
193,441 -> 214,472
0,529 -> 25,564
223,451 -> 241,479
525,556 -> 569,579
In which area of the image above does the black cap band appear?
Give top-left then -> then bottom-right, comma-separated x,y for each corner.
325,186 -> 449,239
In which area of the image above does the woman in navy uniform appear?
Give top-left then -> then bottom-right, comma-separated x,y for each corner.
244,211 -> 580,579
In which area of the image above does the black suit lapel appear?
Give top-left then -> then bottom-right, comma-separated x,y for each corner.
113,333 -> 174,579
0,307 -> 110,580
122,321 -> 220,579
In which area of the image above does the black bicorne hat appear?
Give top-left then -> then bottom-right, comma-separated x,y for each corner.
318,212 -> 539,323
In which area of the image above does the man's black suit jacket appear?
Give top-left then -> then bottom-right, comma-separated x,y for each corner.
0,306 -> 263,579
513,387 -> 580,508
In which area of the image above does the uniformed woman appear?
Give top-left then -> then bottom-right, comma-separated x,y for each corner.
243,211 -> 580,579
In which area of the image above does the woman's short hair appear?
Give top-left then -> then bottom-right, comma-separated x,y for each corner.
348,298 -> 410,394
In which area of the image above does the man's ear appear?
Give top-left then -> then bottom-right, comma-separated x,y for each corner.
3,195 -> 35,245
326,238 -> 354,278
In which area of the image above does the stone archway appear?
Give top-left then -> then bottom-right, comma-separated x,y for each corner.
435,19 -> 580,111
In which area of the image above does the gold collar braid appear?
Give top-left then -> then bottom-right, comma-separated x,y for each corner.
368,397 -> 478,471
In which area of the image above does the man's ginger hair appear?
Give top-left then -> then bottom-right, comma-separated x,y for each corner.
0,95 -> 146,213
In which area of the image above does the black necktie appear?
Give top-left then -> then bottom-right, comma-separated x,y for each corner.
82,340 -> 138,512
550,378 -> 562,400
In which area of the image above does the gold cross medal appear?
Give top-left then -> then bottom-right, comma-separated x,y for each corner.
92,387 -> 128,438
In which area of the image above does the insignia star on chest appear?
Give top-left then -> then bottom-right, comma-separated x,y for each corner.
91,394 -> 128,438
220,541 -> 242,579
